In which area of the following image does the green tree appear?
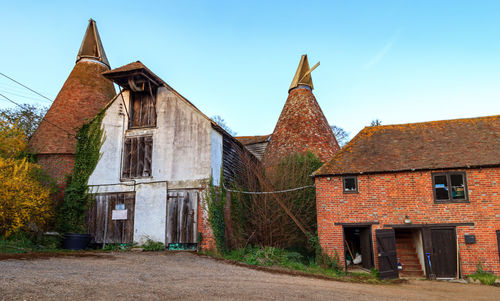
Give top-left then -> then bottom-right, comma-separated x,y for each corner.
0,104 -> 47,138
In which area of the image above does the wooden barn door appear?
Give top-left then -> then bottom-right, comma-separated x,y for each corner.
166,190 -> 198,245
360,227 -> 374,269
430,228 -> 457,278
88,192 -> 135,244
376,229 -> 399,279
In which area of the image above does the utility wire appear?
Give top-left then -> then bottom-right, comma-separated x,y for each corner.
0,72 -> 53,103
223,183 -> 314,194
0,92 -> 74,137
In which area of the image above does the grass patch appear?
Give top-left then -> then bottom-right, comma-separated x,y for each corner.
208,246 -> 393,284
142,238 -> 164,251
0,232 -> 62,254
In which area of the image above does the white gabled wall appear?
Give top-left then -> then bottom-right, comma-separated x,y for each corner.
210,129 -> 223,186
88,86 -> 217,244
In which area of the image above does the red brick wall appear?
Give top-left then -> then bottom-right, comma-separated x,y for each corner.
197,190 -> 216,251
316,167 -> 500,276
36,154 -> 74,186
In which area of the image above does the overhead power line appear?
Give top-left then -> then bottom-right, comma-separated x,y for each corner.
223,183 -> 315,194
0,92 -> 74,137
0,72 -> 53,103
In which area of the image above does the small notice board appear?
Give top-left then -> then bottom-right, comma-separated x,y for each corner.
112,209 -> 128,220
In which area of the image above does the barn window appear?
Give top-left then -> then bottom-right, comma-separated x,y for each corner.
343,176 -> 358,193
432,172 -> 468,203
122,136 -> 153,178
129,91 -> 156,128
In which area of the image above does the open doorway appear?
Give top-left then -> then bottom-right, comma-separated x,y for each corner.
394,229 -> 426,278
343,226 -> 374,271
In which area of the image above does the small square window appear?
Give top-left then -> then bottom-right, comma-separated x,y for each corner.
432,172 -> 468,203
343,176 -> 358,193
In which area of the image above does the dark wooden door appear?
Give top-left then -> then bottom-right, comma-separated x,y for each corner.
430,228 -> 457,278
497,230 -> 500,262
166,190 -> 198,245
376,229 -> 399,279
88,192 -> 135,244
360,227 -> 374,269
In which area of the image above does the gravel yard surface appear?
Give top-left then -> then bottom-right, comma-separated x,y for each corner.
0,252 -> 498,300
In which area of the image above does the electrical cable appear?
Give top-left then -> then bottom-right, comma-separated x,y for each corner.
0,92 -> 75,137
222,183 -> 314,194
0,72 -> 53,103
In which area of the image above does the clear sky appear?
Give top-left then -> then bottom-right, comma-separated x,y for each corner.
1,1 -> 499,138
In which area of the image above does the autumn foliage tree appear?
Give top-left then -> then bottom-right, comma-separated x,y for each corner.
0,119 -> 53,237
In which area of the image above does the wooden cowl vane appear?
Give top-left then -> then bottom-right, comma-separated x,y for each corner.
29,19 -> 115,184
262,55 -> 340,166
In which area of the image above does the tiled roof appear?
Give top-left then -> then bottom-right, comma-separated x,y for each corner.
102,61 -> 146,74
263,87 -> 340,164
314,115 -> 500,176
236,135 -> 271,145
29,60 -> 115,154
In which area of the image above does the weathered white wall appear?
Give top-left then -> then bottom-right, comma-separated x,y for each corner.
134,182 -> 167,244
88,86 -> 220,244
412,230 -> 426,274
210,129 -> 223,186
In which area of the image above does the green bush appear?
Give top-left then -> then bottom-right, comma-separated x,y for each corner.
307,232 -> 341,270
0,232 -> 61,254
468,262 -> 499,285
142,238 -> 164,251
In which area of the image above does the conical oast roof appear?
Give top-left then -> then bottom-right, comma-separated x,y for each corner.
29,20 -> 115,155
76,19 -> 110,68
263,55 -> 339,165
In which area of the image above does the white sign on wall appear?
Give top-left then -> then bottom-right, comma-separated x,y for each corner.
112,209 -> 128,220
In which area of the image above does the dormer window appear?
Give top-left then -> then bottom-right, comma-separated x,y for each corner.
130,90 -> 156,128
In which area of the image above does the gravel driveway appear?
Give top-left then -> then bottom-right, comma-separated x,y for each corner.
0,252 -> 498,300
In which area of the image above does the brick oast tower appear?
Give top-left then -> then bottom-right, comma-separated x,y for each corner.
29,19 -> 115,186
263,55 -> 340,166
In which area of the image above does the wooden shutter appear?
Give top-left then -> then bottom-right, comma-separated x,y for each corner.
122,136 -> 153,179
376,229 -> 399,279
130,92 -> 156,128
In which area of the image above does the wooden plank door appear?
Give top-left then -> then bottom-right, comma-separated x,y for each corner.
88,193 -> 135,244
376,229 -> 399,279
430,228 -> 457,278
166,190 -> 198,245
360,227 -> 374,269
497,230 -> 500,262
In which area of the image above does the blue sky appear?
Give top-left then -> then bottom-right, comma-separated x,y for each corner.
1,1 -> 499,138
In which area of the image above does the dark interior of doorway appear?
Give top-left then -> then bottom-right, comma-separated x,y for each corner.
343,226 -> 374,270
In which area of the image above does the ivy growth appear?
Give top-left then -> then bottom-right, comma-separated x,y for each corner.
207,173 -> 227,254
57,110 -> 105,233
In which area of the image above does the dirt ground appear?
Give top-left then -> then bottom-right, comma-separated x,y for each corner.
1,252 -> 498,300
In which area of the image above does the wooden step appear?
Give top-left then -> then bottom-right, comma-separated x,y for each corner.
400,271 -> 425,277
402,263 -> 422,269
400,259 -> 420,265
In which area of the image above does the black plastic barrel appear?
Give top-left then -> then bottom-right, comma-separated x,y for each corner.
62,233 -> 91,250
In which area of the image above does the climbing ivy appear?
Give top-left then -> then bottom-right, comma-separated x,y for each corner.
57,110 -> 105,233
207,173 -> 227,254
